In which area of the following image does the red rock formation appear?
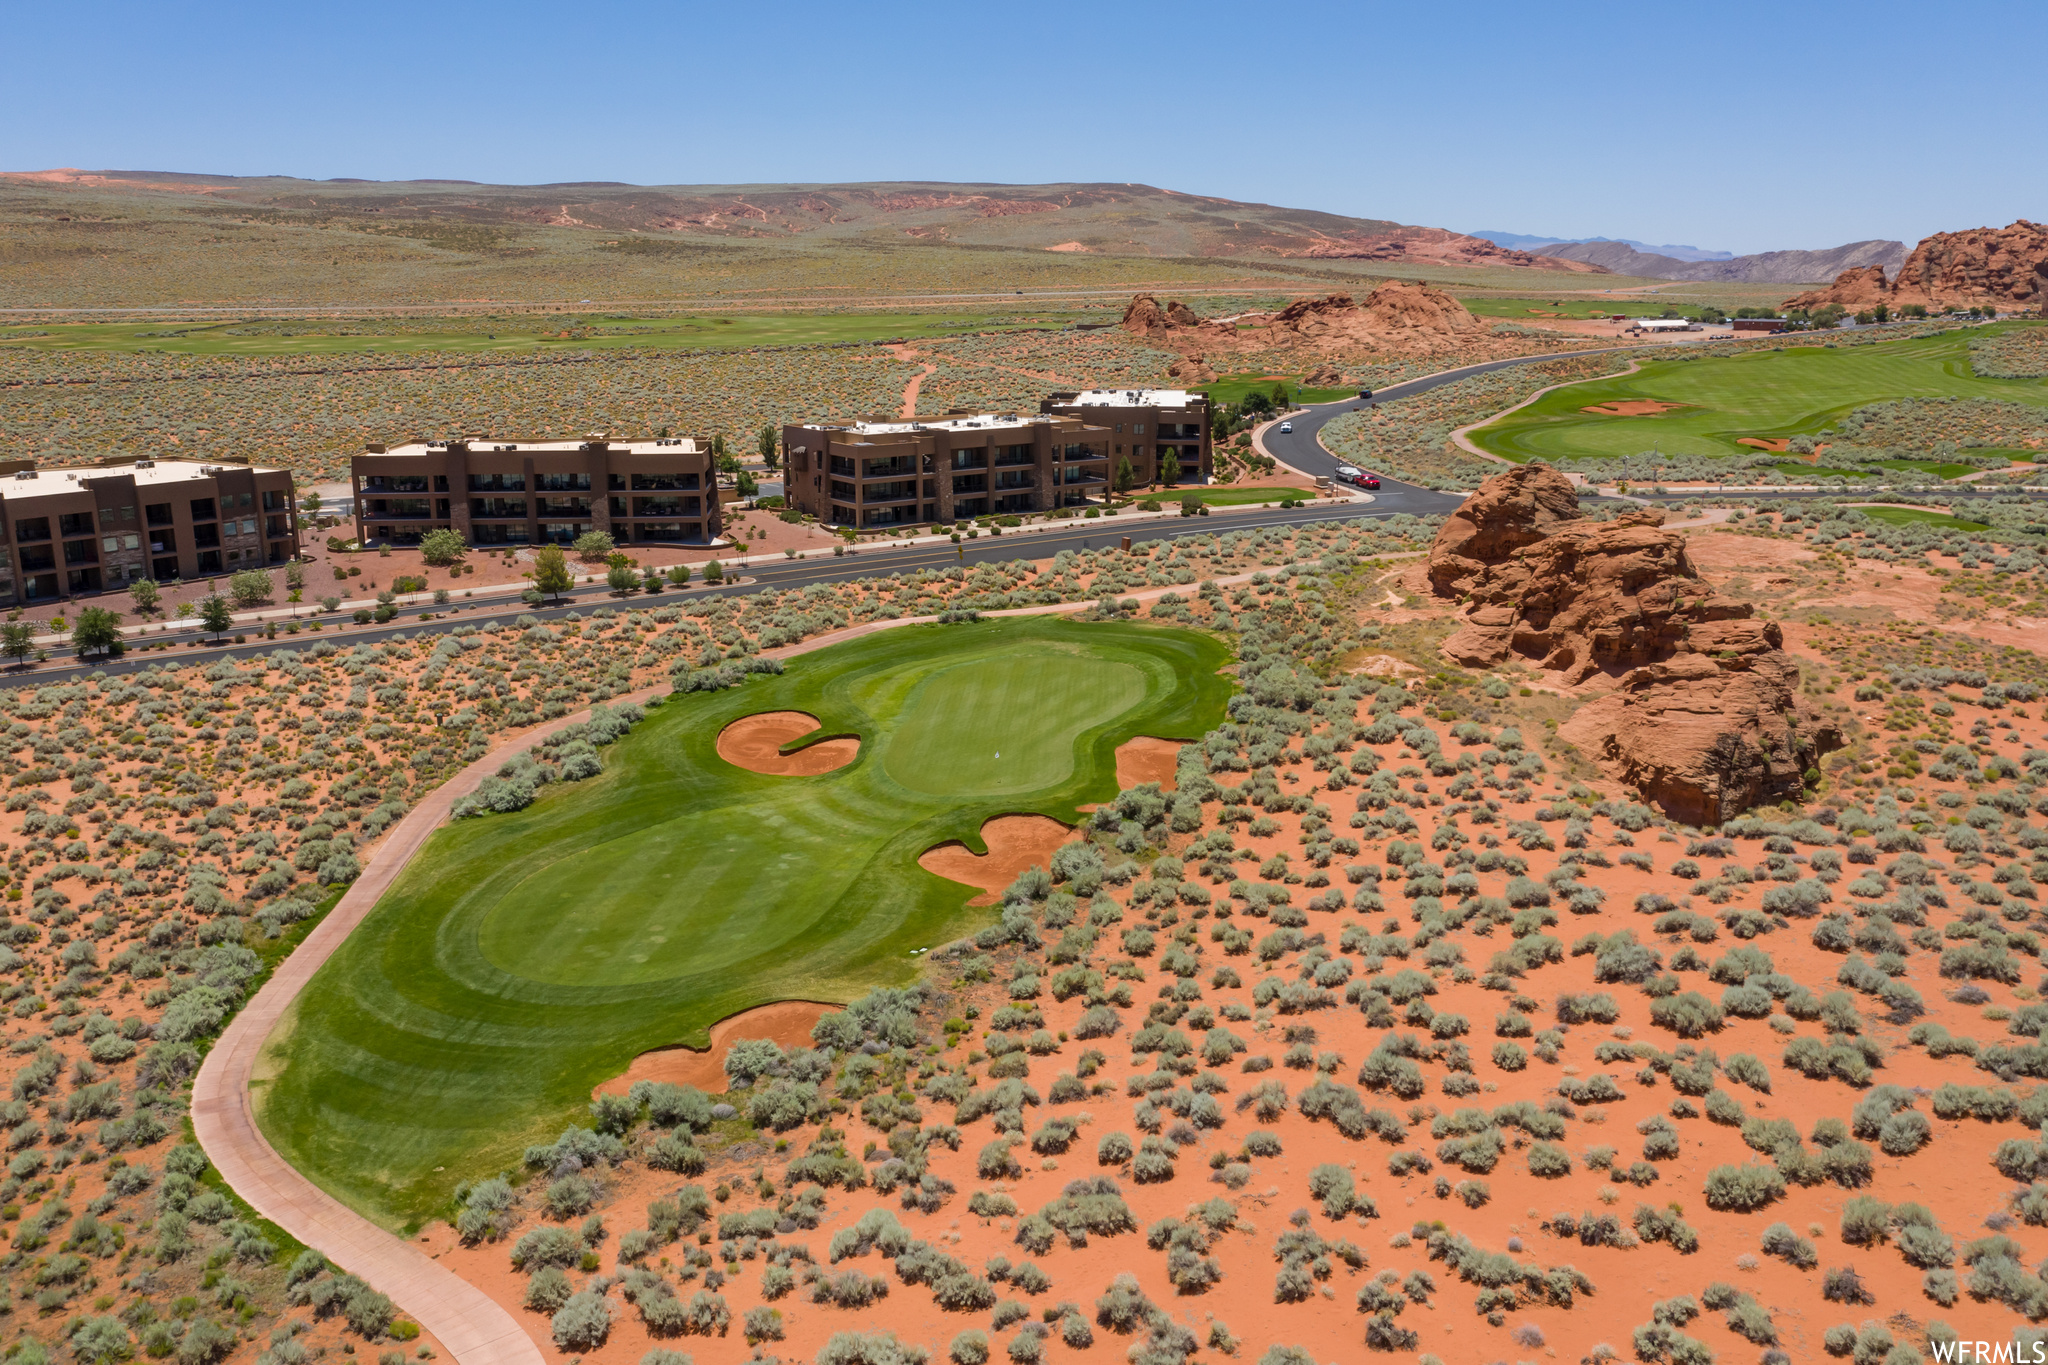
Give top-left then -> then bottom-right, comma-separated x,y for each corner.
1782,221 -> 2048,314
1428,465 -> 1839,824
1781,264 -> 1892,311
1166,354 -> 1216,384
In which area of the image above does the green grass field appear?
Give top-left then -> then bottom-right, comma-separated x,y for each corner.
255,616 -> 1231,1231
1854,507 -> 1989,531
1158,485 -> 1317,507
0,311 -> 1082,357
1468,323 -> 2048,464
1194,373 -> 1357,406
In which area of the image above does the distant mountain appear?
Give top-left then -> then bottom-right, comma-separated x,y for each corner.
1471,230 -> 1731,262
0,169 -> 1597,272
1532,238 -> 1908,284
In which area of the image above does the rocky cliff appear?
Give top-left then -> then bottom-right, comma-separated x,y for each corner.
1122,282 -> 1487,359
1428,465 -> 1839,824
1538,237 -> 1906,285
1782,220 -> 2048,313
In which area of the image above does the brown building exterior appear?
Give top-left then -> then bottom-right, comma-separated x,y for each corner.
0,458 -> 298,605
1731,318 -> 1787,333
1039,388 -> 1212,486
781,412 -> 1115,529
352,437 -> 721,549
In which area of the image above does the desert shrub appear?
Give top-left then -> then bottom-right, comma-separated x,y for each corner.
1703,1163 -> 1785,1212
1760,1222 -> 1817,1269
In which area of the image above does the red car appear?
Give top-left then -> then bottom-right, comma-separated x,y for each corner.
1360,474 -> 1381,489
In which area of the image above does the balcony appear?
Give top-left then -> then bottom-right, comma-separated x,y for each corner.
468,474 -> 526,492
992,450 -> 1034,468
950,451 -> 987,470
533,474 -> 593,493
828,456 -> 857,478
630,472 -> 699,491
471,499 -> 529,519
633,496 -> 700,518
993,471 -> 1033,491
951,474 -> 986,494
862,480 -> 919,504
366,499 -> 433,519
862,457 -> 916,479
361,477 -> 429,494
535,497 -> 591,517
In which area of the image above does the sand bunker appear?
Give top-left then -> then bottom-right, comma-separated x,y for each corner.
716,711 -> 859,776
1114,737 -> 1182,791
1737,437 -> 1792,452
918,815 -> 1073,906
1581,400 -> 1688,416
594,1000 -> 837,1099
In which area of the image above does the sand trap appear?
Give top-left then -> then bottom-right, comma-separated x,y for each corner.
1114,737 -> 1182,791
919,815 -> 1074,906
1581,400 -> 1688,416
1737,437 -> 1792,452
716,711 -> 859,776
594,1000 -> 838,1099
1046,241 -> 1091,253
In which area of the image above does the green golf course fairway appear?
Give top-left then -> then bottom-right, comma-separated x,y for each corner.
1468,323 -> 2048,464
255,616 -> 1232,1231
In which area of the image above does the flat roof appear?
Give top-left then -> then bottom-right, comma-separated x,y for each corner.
826,414 -> 1046,436
1059,388 -> 1198,406
2,459 -> 283,493
365,438 -> 708,456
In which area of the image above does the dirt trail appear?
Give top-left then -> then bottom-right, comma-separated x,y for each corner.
884,343 -> 936,418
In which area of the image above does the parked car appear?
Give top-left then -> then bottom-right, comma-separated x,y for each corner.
1334,465 -> 1363,482
1278,421 -> 1293,434
1361,474 -> 1380,489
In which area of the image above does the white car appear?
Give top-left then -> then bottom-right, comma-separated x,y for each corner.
1278,421 -> 1293,434
1334,465 -> 1362,481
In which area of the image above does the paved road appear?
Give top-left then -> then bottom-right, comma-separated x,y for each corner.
3,499 -> 1435,686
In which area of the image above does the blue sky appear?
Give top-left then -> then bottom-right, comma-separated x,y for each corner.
5,0 -> 2039,255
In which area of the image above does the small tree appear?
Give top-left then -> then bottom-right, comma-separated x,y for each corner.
757,425 -> 780,471
128,578 -> 162,617
573,530 -> 615,563
533,544 -> 574,599
665,563 -> 692,587
1112,457 -> 1138,495
606,563 -> 637,596
71,607 -> 123,660
228,569 -> 272,608
0,622 -> 34,669
704,559 -> 725,583
736,471 -> 758,498
284,559 -> 307,591
299,491 -> 323,515
198,594 -> 233,640
1160,449 -> 1182,486
418,527 -> 467,566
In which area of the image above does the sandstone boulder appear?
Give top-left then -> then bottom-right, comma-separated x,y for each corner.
1782,264 -> 1891,311
1302,363 -> 1345,387
1429,465 -> 1839,823
1782,220 -> 2048,314
1168,354 -> 1217,384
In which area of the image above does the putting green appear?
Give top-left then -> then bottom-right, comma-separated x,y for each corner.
1469,323 -> 2048,464
256,616 -> 1231,1230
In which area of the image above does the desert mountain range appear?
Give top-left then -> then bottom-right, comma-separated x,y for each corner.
1532,237 -> 1908,284
0,169 -> 1598,270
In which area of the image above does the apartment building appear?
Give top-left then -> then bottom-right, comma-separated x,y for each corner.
0,458 -> 298,605
781,412 -> 1112,529
352,437 -> 721,548
1040,388 -> 1212,485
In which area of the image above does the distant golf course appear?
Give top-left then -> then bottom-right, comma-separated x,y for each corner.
255,616 -> 1232,1230
1469,322 -> 2048,465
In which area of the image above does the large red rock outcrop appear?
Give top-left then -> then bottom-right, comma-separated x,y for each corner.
1783,220 -> 2048,314
1428,465 -> 1839,824
1781,264 -> 1893,311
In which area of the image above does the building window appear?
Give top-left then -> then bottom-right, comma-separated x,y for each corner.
950,449 -> 986,470
361,476 -> 428,493
864,480 -> 917,502
633,497 -> 700,518
13,518 -> 48,543
952,474 -> 986,494
993,493 -> 1033,515
535,497 -> 591,517
471,499 -> 528,518
472,523 -> 531,545
829,504 -> 855,525
193,524 -> 220,549
536,522 -> 590,545
829,480 -> 857,502
533,472 -> 592,492
631,472 -> 698,491
63,539 -> 98,565
468,473 -> 526,492
190,498 -> 217,522
630,522 -> 693,541
145,504 -> 172,527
